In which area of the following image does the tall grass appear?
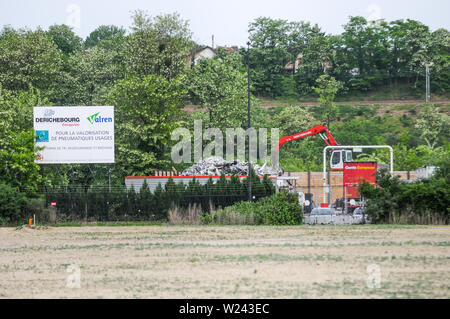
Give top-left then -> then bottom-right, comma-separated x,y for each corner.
168,204 -> 203,225
387,210 -> 448,225
215,208 -> 256,225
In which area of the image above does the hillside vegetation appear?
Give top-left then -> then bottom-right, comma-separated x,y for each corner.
0,11 -> 448,224
221,101 -> 449,172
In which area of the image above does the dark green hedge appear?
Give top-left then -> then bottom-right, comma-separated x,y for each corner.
39,172 -> 275,222
359,167 -> 449,224
0,183 -> 27,224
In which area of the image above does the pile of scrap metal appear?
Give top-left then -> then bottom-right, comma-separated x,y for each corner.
181,156 -> 283,177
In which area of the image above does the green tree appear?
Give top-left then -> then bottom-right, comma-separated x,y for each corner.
0,27 -> 63,92
429,28 -> 450,93
340,17 -> 391,91
124,11 -> 193,80
415,105 -> 449,150
313,75 -> 344,127
165,177 -> 181,208
398,20 -> 432,83
247,17 -> 291,97
85,25 -> 126,48
293,25 -> 335,94
187,49 -> 249,129
56,44 -> 125,105
152,183 -> 166,219
391,144 -> 424,171
0,183 -> 27,224
383,19 -> 433,90
0,130 -> 42,196
47,24 -> 83,55
0,86 -> 47,195
273,105 -> 317,137
109,74 -> 186,176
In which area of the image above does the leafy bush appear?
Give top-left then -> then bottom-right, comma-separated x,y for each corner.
211,191 -> 303,226
359,169 -> 449,224
0,183 -> 26,224
347,76 -> 372,92
256,191 -> 303,225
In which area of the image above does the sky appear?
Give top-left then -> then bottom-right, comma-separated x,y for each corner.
0,0 -> 449,47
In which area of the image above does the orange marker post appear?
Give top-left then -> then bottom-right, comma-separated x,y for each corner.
29,218 -> 33,226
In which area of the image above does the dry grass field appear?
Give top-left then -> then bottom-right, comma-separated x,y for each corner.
0,225 -> 449,299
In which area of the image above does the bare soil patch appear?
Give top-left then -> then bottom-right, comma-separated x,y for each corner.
0,225 -> 448,298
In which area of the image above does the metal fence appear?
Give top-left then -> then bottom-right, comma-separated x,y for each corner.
39,184 -> 274,222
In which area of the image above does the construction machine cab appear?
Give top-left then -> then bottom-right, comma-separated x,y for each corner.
330,149 -> 353,170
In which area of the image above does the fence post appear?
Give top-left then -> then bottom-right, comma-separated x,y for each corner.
307,171 -> 311,194
84,186 -> 88,222
314,186 -> 318,207
108,166 -> 111,193
327,171 -> 331,205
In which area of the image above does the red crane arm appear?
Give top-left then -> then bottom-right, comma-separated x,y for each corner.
276,125 -> 339,150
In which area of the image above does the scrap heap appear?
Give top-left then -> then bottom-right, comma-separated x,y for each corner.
181,156 -> 283,177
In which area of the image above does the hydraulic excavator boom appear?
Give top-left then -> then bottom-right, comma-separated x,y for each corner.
277,125 -> 339,150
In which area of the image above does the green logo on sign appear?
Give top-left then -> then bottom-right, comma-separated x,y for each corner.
87,112 -> 100,124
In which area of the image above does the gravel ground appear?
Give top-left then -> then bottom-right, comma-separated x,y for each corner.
0,225 -> 449,298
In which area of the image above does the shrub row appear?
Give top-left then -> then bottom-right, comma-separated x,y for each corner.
24,172 -> 276,223
0,183 -> 27,224
204,191 -> 303,226
359,168 -> 449,224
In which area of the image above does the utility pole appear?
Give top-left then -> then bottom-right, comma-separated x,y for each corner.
426,65 -> 430,103
247,41 -> 252,202
425,62 -> 433,103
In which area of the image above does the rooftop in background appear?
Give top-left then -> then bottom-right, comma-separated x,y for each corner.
186,45 -> 241,67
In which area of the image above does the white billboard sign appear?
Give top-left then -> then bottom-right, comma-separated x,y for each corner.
33,106 -> 115,164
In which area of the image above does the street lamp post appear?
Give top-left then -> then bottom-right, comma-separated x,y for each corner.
247,41 -> 252,202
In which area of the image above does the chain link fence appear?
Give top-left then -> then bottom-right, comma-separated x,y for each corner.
39,182 -> 275,222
